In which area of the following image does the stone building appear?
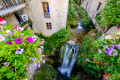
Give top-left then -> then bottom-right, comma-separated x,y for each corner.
0,0 -> 69,36
81,0 -> 106,31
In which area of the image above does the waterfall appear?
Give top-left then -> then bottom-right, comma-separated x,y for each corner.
77,21 -> 83,29
58,44 -> 80,77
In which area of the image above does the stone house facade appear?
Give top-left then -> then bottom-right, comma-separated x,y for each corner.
81,0 -> 106,31
0,0 -> 69,36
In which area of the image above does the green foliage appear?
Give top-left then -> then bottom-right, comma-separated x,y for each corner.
38,29 -> 70,54
28,19 -> 33,29
91,35 -> 120,79
74,0 -> 84,5
81,13 -> 94,29
96,0 -> 120,27
69,5 -> 76,19
20,19 -> 33,29
74,6 -> 94,29
75,6 -> 84,17
20,21 -> 28,27
0,25 -> 42,80
84,63 -> 102,76
78,30 -> 120,79
33,64 -> 57,80
77,30 -> 99,66
67,3 -> 77,28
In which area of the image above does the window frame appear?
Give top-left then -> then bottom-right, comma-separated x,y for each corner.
46,23 -> 52,30
97,2 -> 102,11
42,2 -> 50,18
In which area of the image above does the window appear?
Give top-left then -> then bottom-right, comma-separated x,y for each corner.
97,2 -> 102,11
46,23 -> 52,29
42,2 -> 50,18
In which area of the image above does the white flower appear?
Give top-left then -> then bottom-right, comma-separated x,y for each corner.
18,27 -> 24,32
32,35 -> 38,41
15,48 -> 24,54
98,49 -> 102,53
105,35 -> 112,39
38,64 -> 40,67
43,60 -> 45,63
0,34 -> 5,42
6,30 -> 13,34
41,46 -> 44,49
37,48 -> 42,53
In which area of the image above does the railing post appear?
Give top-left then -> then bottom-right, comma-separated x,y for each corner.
0,0 -> 6,9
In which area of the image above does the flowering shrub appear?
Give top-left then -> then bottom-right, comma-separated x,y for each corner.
86,31 -> 120,79
77,30 -> 100,66
0,21 -> 44,79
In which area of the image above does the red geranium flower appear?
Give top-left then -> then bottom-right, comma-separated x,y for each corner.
96,63 -> 100,65
14,26 -> 17,29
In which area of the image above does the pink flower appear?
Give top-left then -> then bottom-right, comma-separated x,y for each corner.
116,44 -> 120,50
6,41 -> 12,45
26,37 -> 34,43
0,18 -> 3,21
118,27 -> 120,30
117,32 -> 120,35
0,18 -> 6,26
86,59 -> 89,62
91,33 -> 95,36
14,38 -> 23,44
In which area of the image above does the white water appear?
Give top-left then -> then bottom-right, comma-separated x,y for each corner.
77,21 -> 83,29
58,44 -> 80,77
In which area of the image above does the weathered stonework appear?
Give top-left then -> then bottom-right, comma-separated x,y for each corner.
82,0 -> 106,24
81,0 -> 106,31
3,13 -> 19,26
23,0 -> 69,36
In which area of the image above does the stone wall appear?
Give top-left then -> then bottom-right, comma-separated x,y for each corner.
24,0 -> 69,37
81,0 -> 106,24
2,13 -> 20,26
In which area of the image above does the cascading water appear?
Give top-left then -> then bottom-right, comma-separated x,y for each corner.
77,20 -> 83,29
58,43 -> 80,77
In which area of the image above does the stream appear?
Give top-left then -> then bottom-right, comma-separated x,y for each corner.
46,21 -> 91,80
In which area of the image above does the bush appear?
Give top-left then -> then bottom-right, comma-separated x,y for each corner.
0,25 -> 43,80
96,0 -> 120,27
75,6 -> 84,18
37,28 -> 70,54
77,30 -> 100,66
33,64 -> 57,80
78,29 -> 120,79
69,5 -> 76,19
81,13 -> 94,29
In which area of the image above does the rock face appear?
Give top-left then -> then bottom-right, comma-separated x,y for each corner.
67,40 -> 76,45
23,63 -> 38,80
